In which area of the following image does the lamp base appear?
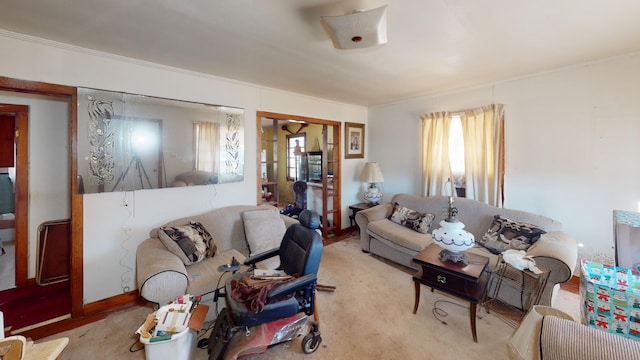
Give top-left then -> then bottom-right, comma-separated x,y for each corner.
363,192 -> 383,204
438,249 -> 469,265
363,184 -> 383,204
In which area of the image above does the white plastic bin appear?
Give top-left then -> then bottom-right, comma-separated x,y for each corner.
140,327 -> 197,360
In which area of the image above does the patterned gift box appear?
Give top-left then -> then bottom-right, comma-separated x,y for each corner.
580,260 -> 640,340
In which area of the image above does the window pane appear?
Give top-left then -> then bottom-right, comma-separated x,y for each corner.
286,134 -> 305,180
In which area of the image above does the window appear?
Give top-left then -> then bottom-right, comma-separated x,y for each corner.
194,121 -> 219,172
448,115 -> 466,195
421,104 -> 504,206
286,134 -> 305,181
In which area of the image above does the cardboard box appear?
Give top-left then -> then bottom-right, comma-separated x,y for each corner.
580,260 -> 640,340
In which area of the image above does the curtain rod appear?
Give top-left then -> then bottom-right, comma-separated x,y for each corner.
432,103 -> 503,116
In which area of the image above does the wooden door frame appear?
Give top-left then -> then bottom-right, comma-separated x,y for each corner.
0,77 -> 82,318
256,111 -> 342,236
0,105 -> 28,287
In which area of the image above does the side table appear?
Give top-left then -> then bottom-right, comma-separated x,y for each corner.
482,256 -> 550,328
348,202 -> 377,227
412,244 -> 489,343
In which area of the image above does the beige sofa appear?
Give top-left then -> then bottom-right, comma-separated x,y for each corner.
355,194 -> 578,306
508,305 -> 640,360
136,205 -> 298,321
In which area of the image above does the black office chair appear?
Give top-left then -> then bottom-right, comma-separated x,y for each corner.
208,209 -> 323,360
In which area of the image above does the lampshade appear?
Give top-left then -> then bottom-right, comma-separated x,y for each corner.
320,5 -> 388,50
360,162 -> 384,183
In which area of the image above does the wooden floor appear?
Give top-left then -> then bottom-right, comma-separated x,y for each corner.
560,274 -> 580,294
0,281 -> 71,336
18,299 -> 148,341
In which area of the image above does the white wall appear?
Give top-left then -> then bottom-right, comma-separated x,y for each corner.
369,53 -> 640,265
0,31 -> 367,303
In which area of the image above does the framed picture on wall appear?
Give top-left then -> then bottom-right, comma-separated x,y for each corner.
345,122 -> 365,159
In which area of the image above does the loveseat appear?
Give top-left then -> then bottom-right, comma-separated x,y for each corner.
355,193 -> 578,306
136,205 -> 298,321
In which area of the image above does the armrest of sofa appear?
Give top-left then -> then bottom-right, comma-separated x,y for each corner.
136,238 -> 189,306
507,305 -> 575,360
523,231 -> 578,306
355,202 -> 393,252
527,231 -> 578,285
539,315 -> 640,360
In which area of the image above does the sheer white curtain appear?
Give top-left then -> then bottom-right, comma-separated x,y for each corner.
460,104 -> 505,206
194,122 -> 220,173
420,111 -> 453,196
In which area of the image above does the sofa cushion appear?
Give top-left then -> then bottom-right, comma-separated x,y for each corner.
368,219 -> 432,252
388,202 -> 435,234
186,249 -> 246,297
158,221 -> 217,265
478,215 -> 546,255
243,208 -> 287,269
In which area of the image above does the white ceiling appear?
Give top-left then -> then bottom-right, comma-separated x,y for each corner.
1,0 -> 640,107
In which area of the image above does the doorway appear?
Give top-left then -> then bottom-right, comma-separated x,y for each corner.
0,111 -> 20,291
257,111 -> 341,237
0,77 -> 79,334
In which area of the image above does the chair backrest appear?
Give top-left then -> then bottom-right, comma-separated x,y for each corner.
279,210 -> 323,276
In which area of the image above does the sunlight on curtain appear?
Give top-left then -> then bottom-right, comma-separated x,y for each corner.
461,104 -> 505,206
194,122 -> 220,173
420,111 -> 453,196
449,115 -> 465,185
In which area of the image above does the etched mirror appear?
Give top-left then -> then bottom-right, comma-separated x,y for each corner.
77,88 -> 244,193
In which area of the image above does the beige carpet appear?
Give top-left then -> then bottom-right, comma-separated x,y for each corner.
42,237 -> 580,359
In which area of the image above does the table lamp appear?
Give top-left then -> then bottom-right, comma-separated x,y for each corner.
432,196 -> 475,265
360,162 -> 384,204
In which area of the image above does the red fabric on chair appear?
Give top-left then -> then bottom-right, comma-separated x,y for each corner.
230,275 -> 295,313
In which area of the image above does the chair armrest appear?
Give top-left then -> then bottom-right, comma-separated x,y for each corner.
244,247 -> 280,266
136,238 -> 188,305
528,231 -> 578,284
267,273 -> 317,302
355,203 -> 393,252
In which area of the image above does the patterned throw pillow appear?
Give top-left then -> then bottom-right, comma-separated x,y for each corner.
388,202 -> 435,234
158,221 -> 217,265
478,215 -> 546,255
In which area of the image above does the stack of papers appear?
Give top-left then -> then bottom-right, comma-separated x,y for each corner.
136,294 -> 207,341
154,302 -> 192,336
253,269 -> 289,280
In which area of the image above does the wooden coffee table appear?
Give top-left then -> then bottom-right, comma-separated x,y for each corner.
412,244 -> 489,343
